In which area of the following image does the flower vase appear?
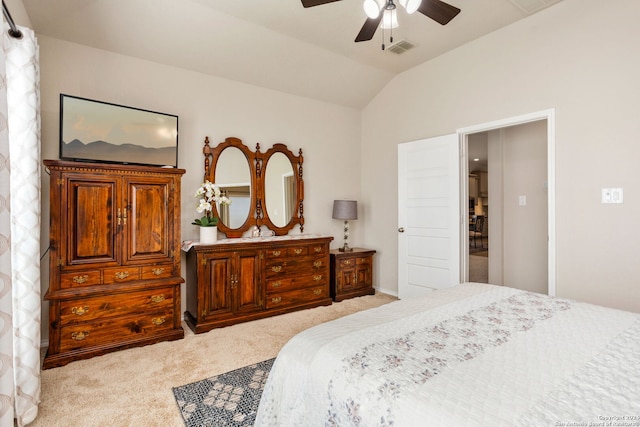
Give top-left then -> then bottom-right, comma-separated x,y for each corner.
199,226 -> 218,244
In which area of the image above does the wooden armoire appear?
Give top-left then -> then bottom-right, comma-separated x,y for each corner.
43,160 -> 185,369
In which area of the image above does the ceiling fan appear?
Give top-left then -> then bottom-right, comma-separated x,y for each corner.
301,0 -> 461,49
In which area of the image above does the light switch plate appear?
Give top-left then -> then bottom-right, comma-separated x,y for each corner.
602,188 -> 623,204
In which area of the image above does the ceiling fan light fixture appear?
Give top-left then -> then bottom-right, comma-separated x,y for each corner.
400,0 -> 422,14
363,0 -> 381,19
380,9 -> 399,29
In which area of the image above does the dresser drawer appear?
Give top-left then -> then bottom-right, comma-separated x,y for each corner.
264,244 -> 326,259
102,266 -> 140,283
295,271 -> 327,288
60,270 -> 101,289
266,285 -> 328,309
266,271 -> 326,293
267,286 -> 329,309
266,257 -> 327,277
59,312 -> 174,353
265,277 -> 294,292
59,288 -> 174,325
141,264 -> 174,280
265,248 -> 286,258
286,246 -> 308,257
309,243 -> 326,256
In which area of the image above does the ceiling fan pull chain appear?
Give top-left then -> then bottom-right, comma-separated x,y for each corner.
381,26 -> 385,50
390,9 -> 394,44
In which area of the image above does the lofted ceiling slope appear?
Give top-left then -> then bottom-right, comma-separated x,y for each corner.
22,0 -> 562,109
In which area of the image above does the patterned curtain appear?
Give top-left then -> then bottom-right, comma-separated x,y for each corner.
0,17 -> 41,427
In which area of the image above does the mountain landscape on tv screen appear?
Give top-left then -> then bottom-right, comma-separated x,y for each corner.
62,139 -> 176,166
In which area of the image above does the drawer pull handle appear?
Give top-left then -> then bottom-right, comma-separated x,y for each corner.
294,248 -> 303,255
271,266 -> 282,273
73,275 -> 89,284
313,289 -> 322,296
71,306 -> 89,316
271,297 -> 282,304
314,247 -> 322,253
271,281 -> 283,288
313,275 -> 322,281
313,260 -> 322,268
343,260 -> 353,266
272,250 -> 282,256
150,295 -> 165,303
152,317 -> 166,326
115,271 -> 129,280
151,268 -> 165,275
71,331 -> 89,341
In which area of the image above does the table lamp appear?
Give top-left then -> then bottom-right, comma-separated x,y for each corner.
332,200 -> 357,252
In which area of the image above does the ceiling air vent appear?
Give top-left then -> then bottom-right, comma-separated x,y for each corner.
507,0 -> 562,14
387,40 -> 415,55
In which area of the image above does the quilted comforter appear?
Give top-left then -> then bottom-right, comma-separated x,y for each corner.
255,283 -> 640,426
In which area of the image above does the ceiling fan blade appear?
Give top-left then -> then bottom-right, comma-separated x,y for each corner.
418,0 -> 461,25
301,0 -> 341,7
355,14 -> 384,42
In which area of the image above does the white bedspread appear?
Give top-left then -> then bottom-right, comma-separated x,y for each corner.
255,283 -> 640,427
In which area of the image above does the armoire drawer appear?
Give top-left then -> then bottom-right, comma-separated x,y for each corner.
102,266 -> 140,284
59,270 -> 102,289
59,312 -> 174,352
59,288 -> 174,325
141,264 -> 174,280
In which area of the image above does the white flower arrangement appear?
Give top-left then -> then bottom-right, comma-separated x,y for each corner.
192,180 -> 231,227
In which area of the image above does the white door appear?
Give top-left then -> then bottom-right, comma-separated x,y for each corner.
398,134 -> 460,299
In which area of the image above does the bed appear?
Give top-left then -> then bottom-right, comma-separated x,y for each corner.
255,283 -> 640,426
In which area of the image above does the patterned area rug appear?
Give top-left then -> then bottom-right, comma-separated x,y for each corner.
173,358 -> 275,427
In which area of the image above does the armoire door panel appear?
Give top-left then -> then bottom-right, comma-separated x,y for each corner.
126,179 -> 172,263
67,179 -> 117,266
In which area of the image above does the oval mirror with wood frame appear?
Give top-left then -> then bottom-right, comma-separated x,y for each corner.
203,137 -> 257,238
259,143 -> 304,236
202,137 -> 304,238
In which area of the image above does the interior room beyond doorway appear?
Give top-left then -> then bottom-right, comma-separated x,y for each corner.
468,133 -> 489,283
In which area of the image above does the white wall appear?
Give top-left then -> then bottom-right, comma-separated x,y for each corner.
37,36 -> 362,341
361,0 -> 640,312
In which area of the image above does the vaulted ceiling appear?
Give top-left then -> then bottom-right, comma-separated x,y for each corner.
22,0 -> 562,108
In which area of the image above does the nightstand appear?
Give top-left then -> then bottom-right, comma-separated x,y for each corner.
329,248 -> 376,302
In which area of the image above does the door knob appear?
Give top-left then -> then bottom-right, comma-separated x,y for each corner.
398,227 -> 405,233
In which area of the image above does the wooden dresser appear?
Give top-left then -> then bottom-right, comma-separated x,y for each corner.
330,248 -> 376,302
43,160 -> 185,369
185,235 -> 333,333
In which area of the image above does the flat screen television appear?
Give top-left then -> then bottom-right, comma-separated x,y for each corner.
59,94 -> 179,167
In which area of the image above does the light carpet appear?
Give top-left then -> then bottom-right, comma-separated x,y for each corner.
32,293 -> 396,427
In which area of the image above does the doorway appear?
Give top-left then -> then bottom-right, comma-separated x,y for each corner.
468,133 -> 489,283
459,109 -> 556,296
